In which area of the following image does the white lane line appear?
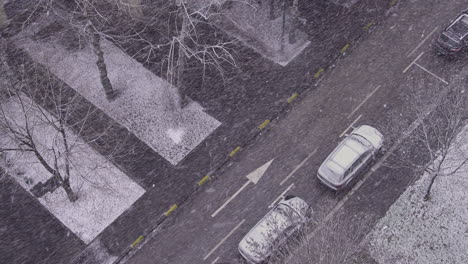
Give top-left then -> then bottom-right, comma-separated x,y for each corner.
211,256 -> 220,264
347,85 -> 382,119
212,181 -> 250,217
286,84 -> 456,263
269,183 -> 295,208
339,114 -> 362,138
203,219 -> 245,260
407,26 -> 439,57
280,148 -> 317,185
403,51 -> 424,73
322,88 -> 449,224
414,62 -> 449,85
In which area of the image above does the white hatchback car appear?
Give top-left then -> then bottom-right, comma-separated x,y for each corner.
317,125 -> 383,190
238,196 -> 310,263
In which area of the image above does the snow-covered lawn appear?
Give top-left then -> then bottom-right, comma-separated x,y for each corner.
0,95 -> 145,244
13,15 -> 221,166
207,0 -> 310,66
367,125 -> 468,264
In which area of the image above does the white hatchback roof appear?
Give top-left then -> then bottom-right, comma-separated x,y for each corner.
326,137 -> 368,174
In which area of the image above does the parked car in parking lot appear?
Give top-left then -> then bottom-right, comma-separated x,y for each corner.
317,125 -> 383,191
435,11 -> 468,55
238,196 -> 311,264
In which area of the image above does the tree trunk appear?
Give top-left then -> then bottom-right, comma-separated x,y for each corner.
174,7 -> 190,109
424,171 -> 438,201
90,27 -> 116,100
288,0 -> 299,44
62,177 -> 78,202
269,0 -> 275,19
0,1 -> 7,28
280,0 -> 287,51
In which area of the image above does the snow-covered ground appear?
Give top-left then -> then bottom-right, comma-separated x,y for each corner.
13,15 -> 221,166
0,95 -> 145,244
367,125 -> 468,264
207,0 -> 310,66
329,0 -> 361,8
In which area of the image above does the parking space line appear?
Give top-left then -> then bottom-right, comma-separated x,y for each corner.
340,114 -> 362,137
403,51 -> 424,73
407,26 -> 438,57
280,148 -> 317,186
269,183 -> 295,208
414,62 -> 449,85
284,81 -> 457,264
203,219 -> 245,260
347,85 -> 382,119
211,256 -> 220,264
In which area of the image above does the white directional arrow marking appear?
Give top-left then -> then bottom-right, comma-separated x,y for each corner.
246,159 -> 274,184
211,159 -> 274,217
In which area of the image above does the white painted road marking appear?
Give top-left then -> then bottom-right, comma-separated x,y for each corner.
203,219 -> 245,260
340,114 -> 362,137
211,159 -> 274,217
414,62 -> 449,85
403,51 -> 424,73
283,80 -> 457,263
347,85 -> 382,119
407,26 -> 439,57
269,183 -> 295,208
212,181 -> 250,218
403,51 -> 448,84
211,256 -> 220,264
280,148 -> 317,185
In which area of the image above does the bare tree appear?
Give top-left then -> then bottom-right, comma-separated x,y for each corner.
1,73 -> 75,201
414,88 -> 467,201
62,0 -> 238,109
266,0 -> 305,45
0,41 -> 116,202
42,0 -> 237,109
5,0 -> 239,109
65,0 -> 120,100
384,76 -> 467,201
163,0 -> 238,109
19,0 -> 128,100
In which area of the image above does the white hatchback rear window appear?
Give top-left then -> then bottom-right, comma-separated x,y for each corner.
332,143 -> 361,168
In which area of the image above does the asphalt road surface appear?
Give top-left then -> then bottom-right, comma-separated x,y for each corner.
124,0 -> 468,263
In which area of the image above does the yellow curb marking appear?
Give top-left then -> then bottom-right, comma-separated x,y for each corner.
340,43 -> 350,54
229,146 -> 241,157
131,236 -> 144,248
287,92 -> 299,103
314,68 -> 324,79
364,21 -> 374,31
389,0 -> 398,7
198,175 -> 211,186
164,204 -> 178,216
258,120 -> 270,130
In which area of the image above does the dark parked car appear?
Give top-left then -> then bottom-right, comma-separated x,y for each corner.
435,11 -> 468,55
